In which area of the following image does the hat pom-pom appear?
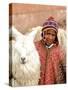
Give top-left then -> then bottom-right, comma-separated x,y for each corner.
48,16 -> 54,20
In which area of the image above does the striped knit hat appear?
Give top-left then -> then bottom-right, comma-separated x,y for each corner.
42,17 -> 59,33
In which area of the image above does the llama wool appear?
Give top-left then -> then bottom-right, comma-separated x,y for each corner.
9,26 -> 41,87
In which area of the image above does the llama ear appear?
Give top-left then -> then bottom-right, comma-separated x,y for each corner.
28,29 -> 38,41
9,26 -> 25,40
27,26 -> 42,40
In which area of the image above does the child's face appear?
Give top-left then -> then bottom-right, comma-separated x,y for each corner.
42,29 -> 57,46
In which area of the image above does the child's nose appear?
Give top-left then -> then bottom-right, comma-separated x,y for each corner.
48,35 -> 53,39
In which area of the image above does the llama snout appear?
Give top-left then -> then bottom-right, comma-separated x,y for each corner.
20,57 -> 26,64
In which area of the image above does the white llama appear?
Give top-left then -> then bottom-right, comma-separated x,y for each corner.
9,26 -> 41,87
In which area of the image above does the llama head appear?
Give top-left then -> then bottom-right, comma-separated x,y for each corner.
10,26 -> 40,65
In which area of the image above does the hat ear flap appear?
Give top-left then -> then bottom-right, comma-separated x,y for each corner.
41,32 -> 45,39
41,32 -> 43,37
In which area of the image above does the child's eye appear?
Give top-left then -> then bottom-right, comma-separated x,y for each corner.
46,33 -> 55,36
52,34 -> 55,36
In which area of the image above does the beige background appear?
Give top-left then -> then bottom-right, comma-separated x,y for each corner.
9,3 -> 66,41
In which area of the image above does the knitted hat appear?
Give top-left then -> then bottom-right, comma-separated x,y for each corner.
42,17 -> 59,33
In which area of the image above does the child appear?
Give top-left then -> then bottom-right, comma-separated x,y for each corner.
35,17 -> 66,85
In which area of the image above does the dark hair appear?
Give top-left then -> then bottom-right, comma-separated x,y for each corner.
54,35 -> 59,45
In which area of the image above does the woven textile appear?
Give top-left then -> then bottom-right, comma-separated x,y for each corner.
35,40 -> 66,84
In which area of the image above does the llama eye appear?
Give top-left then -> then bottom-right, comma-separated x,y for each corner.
27,50 -> 33,55
27,52 -> 30,55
